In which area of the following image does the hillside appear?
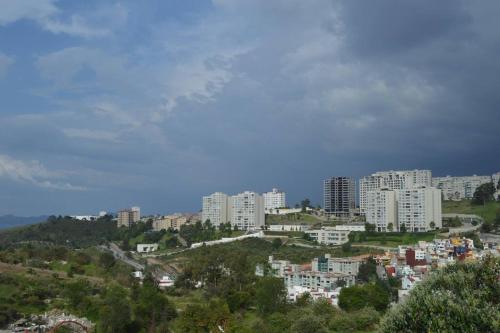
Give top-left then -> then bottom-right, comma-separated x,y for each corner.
0,215 -> 120,248
266,212 -> 324,225
442,200 -> 499,224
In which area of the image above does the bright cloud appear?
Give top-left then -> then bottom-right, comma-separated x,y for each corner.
0,154 -> 87,191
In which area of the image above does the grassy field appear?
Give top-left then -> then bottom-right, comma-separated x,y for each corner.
266,212 -> 323,225
162,238 -> 380,266
353,232 -> 439,248
442,200 -> 499,224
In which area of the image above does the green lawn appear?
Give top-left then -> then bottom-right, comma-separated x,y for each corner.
353,232 -> 439,248
442,200 -> 499,224
266,213 -> 323,225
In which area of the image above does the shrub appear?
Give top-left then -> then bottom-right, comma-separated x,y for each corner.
379,256 -> 500,333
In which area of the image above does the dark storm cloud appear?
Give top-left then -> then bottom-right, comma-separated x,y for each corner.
0,0 -> 498,215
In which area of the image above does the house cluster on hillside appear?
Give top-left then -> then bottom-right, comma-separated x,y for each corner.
256,254 -> 365,305
374,237 -> 485,301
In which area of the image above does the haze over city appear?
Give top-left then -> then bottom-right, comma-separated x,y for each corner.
0,0 -> 499,216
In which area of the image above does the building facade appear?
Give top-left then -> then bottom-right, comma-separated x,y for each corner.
323,177 -> 356,217
263,188 -> 286,212
202,192 -> 230,227
117,206 -> 141,228
432,175 -> 493,201
395,186 -> 442,232
230,191 -> 265,230
365,189 -> 397,232
305,227 -> 350,245
312,254 -> 362,275
152,214 -> 188,231
359,170 -> 432,214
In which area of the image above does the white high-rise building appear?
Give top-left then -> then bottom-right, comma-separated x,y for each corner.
359,170 -> 432,214
493,172 -> 500,187
263,188 -> 286,212
366,189 -> 397,232
432,175 -> 493,201
493,172 -> 500,200
230,191 -> 265,230
395,186 -> 442,232
202,192 -> 230,227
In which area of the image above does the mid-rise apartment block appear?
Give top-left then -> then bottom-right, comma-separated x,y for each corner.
432,174 -> 494,201
324,177 -> 356,217
367,186 -> 441,232
359,170 -> 432,214
263,188 -> 286,212
365,189 -> 397,232
395,187 -> 442,232
230,191 -> 265,230
117,206 -> 141,228
153,214 -> 188,231
202,191 -> 265,230
202,192 -> 230,227
312,254 -> 362,275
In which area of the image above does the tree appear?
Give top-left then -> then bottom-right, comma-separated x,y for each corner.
272,238 -> 282,250
98,286 -> 132,333
429,221 -> 436,230
300,199 -> 311,212
99,252 -> 116,270
133,279 -> 177,331
357,257 -> 377,283
255,277 -> 287,315
364,223 -> 375,233
379,256 -> 499,332
174,299 -> 230,332
472,182 -> 496,206
400,224 -> 407,233
338,282 -> 390,312
341,242 -> 351,253
387,223 -> 393,232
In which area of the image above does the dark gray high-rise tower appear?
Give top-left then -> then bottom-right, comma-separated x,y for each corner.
324,177 -> 355,217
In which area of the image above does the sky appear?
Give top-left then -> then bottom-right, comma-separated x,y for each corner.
0,0 -> 499,216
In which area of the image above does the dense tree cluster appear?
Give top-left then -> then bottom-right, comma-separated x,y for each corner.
179,220 -> 218,246
472,182 -> 496,206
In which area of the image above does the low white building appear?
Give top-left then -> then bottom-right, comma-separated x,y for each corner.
269,224 -> 311,232
190,231 -> 264,248
287,286 -> 341,306
266,207 -> 312,215
136,243 -> 159,253
305,227 -> 350,245
334,223 -> 366,232
158,275 -> 174,288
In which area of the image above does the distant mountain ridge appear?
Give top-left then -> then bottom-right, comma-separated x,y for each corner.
0,215 -> 48,229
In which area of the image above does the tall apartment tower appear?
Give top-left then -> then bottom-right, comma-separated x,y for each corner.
263,188 -> 286,212
359,170 -> 432,214
323,177 -> 356,217
202,192 -> 230,227
366,186 -> 441,232
395,187 -> 442,232
117,206 -> 141,228
230,191 -> 265,230
365,189 -> 397,232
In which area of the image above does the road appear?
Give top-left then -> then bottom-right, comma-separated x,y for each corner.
101,243 -> 145,271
